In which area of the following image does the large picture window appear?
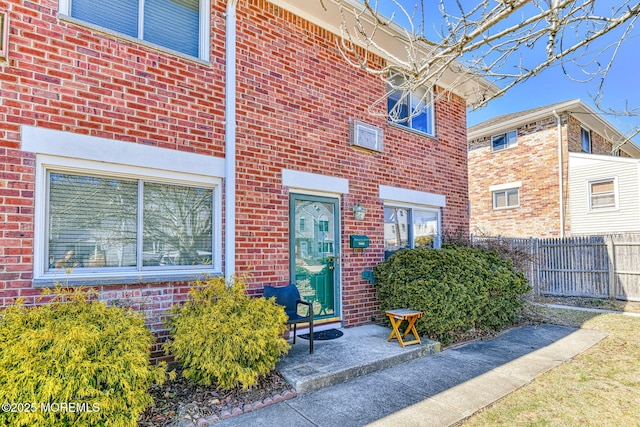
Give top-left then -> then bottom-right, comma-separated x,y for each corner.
384,206 -> 440,258
47,172 -> 214,273
60,0 -> 208,59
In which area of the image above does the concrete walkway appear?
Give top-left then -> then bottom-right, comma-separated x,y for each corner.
216,324 -> 607,427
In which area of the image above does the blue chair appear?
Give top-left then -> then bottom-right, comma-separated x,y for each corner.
263,284 -> 314,354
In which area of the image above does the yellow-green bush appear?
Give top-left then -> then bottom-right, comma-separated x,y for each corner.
165,276 -> 290,389
0,288 -> 166,427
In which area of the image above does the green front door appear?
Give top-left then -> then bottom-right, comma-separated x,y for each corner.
290,194 -> 339,320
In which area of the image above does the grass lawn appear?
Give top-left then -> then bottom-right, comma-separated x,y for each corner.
462,306 -> 640,426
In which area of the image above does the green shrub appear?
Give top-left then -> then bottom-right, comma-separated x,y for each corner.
374,246 -> 530,345
0,288 -> 166,427
165,276 -> 290,389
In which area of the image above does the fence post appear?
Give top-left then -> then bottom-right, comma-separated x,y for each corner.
604,235 -> 616,299
530,237 -> 539,295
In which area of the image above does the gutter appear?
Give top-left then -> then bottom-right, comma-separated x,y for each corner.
225,0 -> 238,279
552,110 -> 565,238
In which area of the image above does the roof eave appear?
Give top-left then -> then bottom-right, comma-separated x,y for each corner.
467,99 -> 583,140
268,0 -> 499,106
468,99 -> 640,157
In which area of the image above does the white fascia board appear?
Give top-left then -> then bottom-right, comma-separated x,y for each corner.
269,0 -> 498,106
569,151 -> 640,167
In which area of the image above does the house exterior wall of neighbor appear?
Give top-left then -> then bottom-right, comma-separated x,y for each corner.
469,104 -> 640,239
568,153 -> 640,235
468,116 -> 563,237
1,0 -> 472,359
566,116 -> 616,156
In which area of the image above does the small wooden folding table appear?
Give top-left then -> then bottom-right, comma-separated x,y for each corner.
385,308 -> 423,348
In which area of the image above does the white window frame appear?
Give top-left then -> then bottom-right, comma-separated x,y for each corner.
588,177 -> 618,212
492,188 -> 519,210
0,11 -> 9,62
386,75 -> 436,137
380,185 -> 445,257
490,182 -> 521,210
581,126 -> 592,153
491,130 -> 518,152
57,0 -> 211,62
22,126 -> 223,286
383,204 -> 442,256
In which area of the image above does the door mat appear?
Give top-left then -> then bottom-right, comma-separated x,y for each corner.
298,328 -> 344,341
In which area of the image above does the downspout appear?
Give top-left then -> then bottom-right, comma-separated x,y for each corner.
225,0 -> 238,279
552,110 -> 565,238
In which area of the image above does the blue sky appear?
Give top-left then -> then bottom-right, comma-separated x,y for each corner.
370,1 -> 640,143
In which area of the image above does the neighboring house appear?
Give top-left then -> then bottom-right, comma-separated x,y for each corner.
1,0 -> 492,360
468,99 -> 640,238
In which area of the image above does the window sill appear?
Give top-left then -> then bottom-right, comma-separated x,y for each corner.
491,145 -> 518,153
588,207 -> 619,213
32,270 -> 219,288
493,206 -> 520,211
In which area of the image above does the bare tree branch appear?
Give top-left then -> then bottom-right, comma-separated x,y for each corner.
333,0 -> 640,140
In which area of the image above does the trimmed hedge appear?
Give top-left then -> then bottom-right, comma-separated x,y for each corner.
165,276 -> 290,389
0,288 -> 166,427
374,246 -> 530,345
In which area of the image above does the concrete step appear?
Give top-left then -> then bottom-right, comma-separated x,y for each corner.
276,324 -> 440,394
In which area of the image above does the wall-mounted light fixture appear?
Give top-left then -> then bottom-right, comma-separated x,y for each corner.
0,12 -> 9,62
352,202 -> 366,221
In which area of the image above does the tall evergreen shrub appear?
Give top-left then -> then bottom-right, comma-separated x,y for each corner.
374,246 -> 530,345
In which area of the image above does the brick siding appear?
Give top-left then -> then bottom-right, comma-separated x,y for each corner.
1,0 -> 470,359
469,112 -> 624,238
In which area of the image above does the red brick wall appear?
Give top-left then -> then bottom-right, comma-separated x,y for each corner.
1,0 -> 228,361
566,116 -> 614,155
1,0 -> 471,353
235,1 -> 470,326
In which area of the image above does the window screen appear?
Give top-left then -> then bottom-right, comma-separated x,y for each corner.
590,180 -> 615,209
47,172 -> 213,272
70,0 -> 200,57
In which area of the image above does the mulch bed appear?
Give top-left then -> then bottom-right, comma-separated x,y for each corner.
138,368 -> 296,427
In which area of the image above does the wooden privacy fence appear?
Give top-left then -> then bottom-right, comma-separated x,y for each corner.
470,234 -> 640,301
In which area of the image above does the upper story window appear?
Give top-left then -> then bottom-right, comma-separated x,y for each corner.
384,206 -> 441,258
581,127 -> 592,153
493,188 -> 519,210
59,0 -> 210,60
387,75 -> 435,136
589,178 -> 617,210
492,131 -> 517,152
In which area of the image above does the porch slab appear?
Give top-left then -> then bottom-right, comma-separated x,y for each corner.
276,324 -> 440,394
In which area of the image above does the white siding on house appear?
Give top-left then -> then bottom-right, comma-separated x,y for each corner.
568,153 -> 640,235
